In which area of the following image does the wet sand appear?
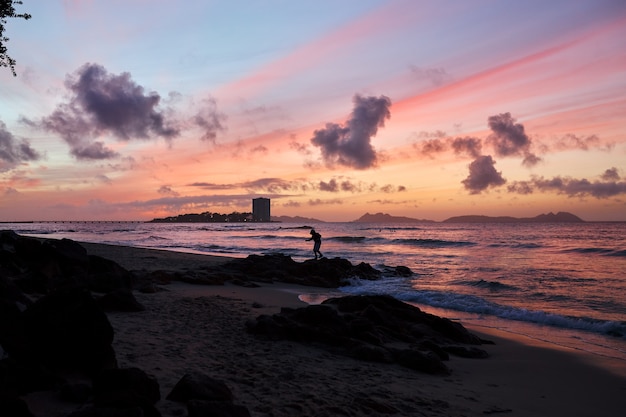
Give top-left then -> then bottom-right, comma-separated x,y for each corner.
32,242 -> 625,417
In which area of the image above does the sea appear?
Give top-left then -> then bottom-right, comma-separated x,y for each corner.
4,221 -> 626,369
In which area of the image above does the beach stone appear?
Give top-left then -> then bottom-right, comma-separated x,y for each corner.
93,367 -> 161,412
167,372 -> 234,403
187,399 -> 251,417
60,382 -> 92,403
20,286 -> 117,374
248,294 -> 491,374
0,357 -> 57,397
86,254 -> 134,293
67,406 -> 146,417
443,345 -> 490,358
215,254 -> 382,287
0,397 -> 35,417
96,289 -> 145,312
0,232 -> 135,295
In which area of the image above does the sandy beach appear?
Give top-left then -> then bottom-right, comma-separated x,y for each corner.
22,242 -> 626,416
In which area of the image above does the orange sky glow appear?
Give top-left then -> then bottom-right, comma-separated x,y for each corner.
1,0 -> 625,222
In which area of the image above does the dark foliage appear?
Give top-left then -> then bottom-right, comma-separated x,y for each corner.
1,0 -> 31,76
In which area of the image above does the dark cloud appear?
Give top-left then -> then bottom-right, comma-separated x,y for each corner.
289,140 -> 311,155
507,181 -> 534,195
486,112 -> 540,167
415,136 -> 482,159
193,97 -> 226,143
486,113 -> 530,156
462,155 -> 506,194
308,198 -> 343,206
158,185 -> 179,196
552,133 -> 602,151
451,136 -> 482,158
242,178 -> 296,193
189,178 -> 297,193
319,179 -> 339,192
68,63 -> 178,139
601,167 -> 620,181
341,180 -> 360,192
190,176 -> 404,196
34,63 -> 179,160
311,94 -> 391,169
417,138 -> 448,157
510,176 -> 626,199
0,121 -> 41,172
522,153 -> 541,167
188,182 -> 234,190
71,141 -> 119,160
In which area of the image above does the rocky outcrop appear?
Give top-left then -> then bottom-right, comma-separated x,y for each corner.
206,253 -> 386,287
247,294 -> 492,375
167,372 -> 250,417
0,230 -> 135,297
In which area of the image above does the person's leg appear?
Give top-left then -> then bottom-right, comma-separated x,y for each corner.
314,241 -> 321,258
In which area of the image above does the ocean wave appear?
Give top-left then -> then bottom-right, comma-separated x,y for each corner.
458,279 -> 518,291
392,238 -> 476,248
137,235 -> 170,241
563,247 -> 625,257
488,242 -> 543,249
340,281 -> 626,339
328,236 -> 368,243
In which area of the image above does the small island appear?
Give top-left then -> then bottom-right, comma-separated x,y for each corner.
443,212 -> 584,223
352,212 -> 436,223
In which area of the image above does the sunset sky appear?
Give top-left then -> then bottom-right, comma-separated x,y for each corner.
1,0 -> 625,222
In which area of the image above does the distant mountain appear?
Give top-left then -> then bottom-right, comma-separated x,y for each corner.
271,215 -> 325,223
352,212 -> 436,223
443,211 -> 584,223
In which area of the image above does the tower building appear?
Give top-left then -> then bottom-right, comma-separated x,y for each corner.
252,198 -> 271,222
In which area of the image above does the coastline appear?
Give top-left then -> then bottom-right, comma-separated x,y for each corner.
72,241 -> 626,416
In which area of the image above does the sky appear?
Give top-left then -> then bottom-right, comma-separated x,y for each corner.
1,0 -> 625,222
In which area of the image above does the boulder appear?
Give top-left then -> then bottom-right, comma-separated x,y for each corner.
19,286 -> 117,374
212,254 -> 382,287
247,294 -> 492,374
187,399 -> 251,417
167,372 -> 233,403
0,232 -> 135,295
93,367 -> 161,412
96,289 -> 145,312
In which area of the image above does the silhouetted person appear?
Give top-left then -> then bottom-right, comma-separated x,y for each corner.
306,229 -> 323,259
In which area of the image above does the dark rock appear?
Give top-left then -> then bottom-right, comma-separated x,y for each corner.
67,406 -> 145,417
0,232 -> 135,295
0,397 -> 35,417
97,289 -> 145,312
390,348 -> 449,374
0,357 -> 58,397
247,294 -> 490,374
60,382 -> 92,403
443,345 -> 490,358
86,255 -> 133,293
93,367 -> 160,411
167,372 -> 234,403
394,265 -> 413,277
20,286 -> 116,374
215,254 -> 382,288
187,400 -> 251,417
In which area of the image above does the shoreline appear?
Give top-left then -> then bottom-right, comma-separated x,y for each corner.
79,241 -> 626,372
72,240 -> 626,416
